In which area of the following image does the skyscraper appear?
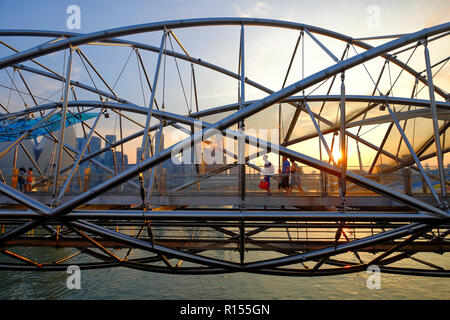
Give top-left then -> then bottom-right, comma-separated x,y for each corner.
90,136 -> 101,158
76,136 -> 103,169
105,135 -> 116,144
136,147 -> 143,164
104,135 -> 117,168
114,151 -> 128,171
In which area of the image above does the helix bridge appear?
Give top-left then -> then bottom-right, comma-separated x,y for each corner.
0,18 -> 449,276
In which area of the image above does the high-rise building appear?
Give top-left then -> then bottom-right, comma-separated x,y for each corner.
76,136 -> 103,170
114,151 -> 128,171
136,147 -> 143,163
105,135 -> 116,144
136,136 -> 152,163
90,136 -> 102,157
76,137 -> 84,152
104,135 -> 117,168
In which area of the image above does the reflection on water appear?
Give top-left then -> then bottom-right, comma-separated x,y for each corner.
0,248 -> 449,300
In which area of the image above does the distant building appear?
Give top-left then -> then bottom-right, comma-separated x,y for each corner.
114,151 -> 128,171
76,136 -> 102,163
104,135 -> 117,168
76,137 -> 84,152
136,147 -> 143,163
136,136 -> 152,163
90,136 -> 102,158
105,135 -> 116,144
0,126 -> 77,177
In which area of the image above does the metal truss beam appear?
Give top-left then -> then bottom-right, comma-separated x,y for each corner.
0,19 -> 449,277
1,18 -> 448,99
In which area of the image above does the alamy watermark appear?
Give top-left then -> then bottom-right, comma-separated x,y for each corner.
66,265 -> 81,290
66,5 -> 81,30
169,121 -> 279,165
366,265 -> 381,289
366,5 -> 381,30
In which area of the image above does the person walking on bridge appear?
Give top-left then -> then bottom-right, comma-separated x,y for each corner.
18,167 -> 26,192
25,168 -> 34,192
261,155 -> 274,195
288,159 -> 305,195
280,156 -> 291,194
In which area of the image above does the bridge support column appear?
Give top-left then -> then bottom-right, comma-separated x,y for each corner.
339,72 -> 347,210
424,39 -> 448,210
238,23 -> 246,206
51,47 -> 73,205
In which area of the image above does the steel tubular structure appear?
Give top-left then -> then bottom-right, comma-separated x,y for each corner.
0,18 -> 449,277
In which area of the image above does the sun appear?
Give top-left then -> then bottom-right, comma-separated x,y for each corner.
331,147 -> 342,163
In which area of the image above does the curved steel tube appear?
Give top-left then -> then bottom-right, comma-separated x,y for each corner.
1,20 -> 449,276
1,18 -> 448,98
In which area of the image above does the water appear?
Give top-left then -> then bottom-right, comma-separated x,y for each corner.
1,248 -> 449,300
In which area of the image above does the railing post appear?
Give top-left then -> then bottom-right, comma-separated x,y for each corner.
404,167 -> 412,196
239,220 -> 245,264
163,168 -> 166,195
321,171 -> 328,196
421,175 -> 429,194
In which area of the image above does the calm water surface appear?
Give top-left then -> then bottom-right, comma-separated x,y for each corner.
1,248 -> 449,300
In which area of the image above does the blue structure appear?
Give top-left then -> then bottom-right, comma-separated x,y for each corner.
0,113 -> 97,142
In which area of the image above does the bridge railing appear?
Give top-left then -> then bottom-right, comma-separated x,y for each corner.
2,165 -> 448,197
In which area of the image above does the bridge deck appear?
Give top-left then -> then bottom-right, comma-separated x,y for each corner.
0,192 -> 443,208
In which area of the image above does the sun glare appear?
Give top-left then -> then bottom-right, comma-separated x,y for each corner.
331,147 -> 342,163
